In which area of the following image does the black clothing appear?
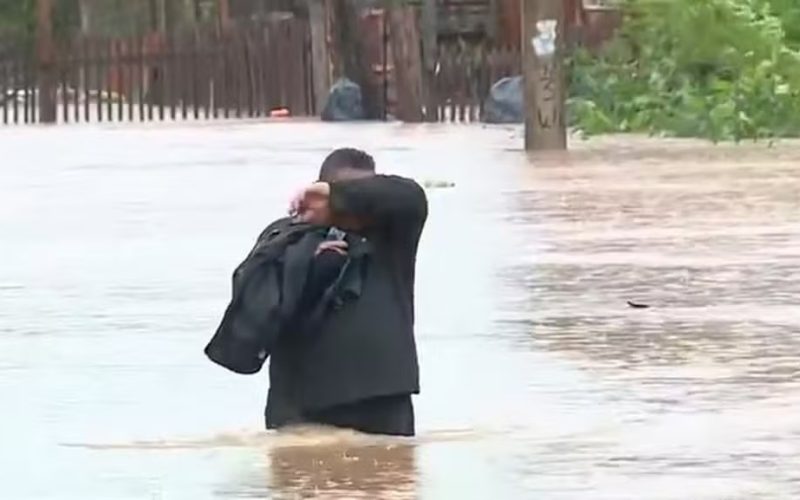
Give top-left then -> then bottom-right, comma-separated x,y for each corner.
204,218 -> 313,374
303,394 -> 415,436
205,219 -> 367,375
266,175 -> 428,426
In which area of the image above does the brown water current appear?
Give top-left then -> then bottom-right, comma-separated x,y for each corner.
1,122 -> 799,499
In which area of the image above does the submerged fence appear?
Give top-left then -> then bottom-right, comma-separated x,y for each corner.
0,18 -> 313,125
428,44 -> 519,122
1,19 -> 522,126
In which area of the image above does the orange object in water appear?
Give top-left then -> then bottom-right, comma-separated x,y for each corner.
270,108 -> 290,118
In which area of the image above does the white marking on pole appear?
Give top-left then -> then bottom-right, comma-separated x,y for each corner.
531,19 -> 558,58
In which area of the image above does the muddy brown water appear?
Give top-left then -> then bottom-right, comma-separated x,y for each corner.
1,122 -> 799,499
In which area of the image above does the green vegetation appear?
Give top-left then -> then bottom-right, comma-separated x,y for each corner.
569,0 -> 800,141
0,0 -> 34,40
0,0 -> 81,44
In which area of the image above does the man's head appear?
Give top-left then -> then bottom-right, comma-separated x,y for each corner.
318,148 -> 375,183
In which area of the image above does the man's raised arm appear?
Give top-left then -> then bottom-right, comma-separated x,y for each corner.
329,175 -> 427,230
295,175 -> 427,232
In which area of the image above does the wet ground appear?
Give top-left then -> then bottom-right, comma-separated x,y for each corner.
1,122 -> 799,499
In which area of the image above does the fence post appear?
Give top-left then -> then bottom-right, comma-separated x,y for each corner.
36,0 -> 57,123
308,0 -> 331,115
522,0 -> 567,150
217,0 -> 232,33
329,0 -> 381,119
388,4 -> 424,122
421,0 -> 438,122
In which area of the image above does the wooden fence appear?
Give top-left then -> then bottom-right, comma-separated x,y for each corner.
427,43 -> 519,122
0,17 -> 313,125
1,21 -> 519,126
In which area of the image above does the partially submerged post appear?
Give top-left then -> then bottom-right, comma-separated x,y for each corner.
36,0 -> 57,124
522,0 -> 567,150
308,0 -> 332,115
388,4 -> 424,122
421,0 -> 438,121
329,0 -> 382,119
217,0 -> 231,33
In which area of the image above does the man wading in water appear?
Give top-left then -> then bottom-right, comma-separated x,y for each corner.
266,148 -> 428,436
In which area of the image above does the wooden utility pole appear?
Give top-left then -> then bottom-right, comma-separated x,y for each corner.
388,5 -> 424,122
522,0 -> 567,150
36,0 -> 57,123
308,0 -> 331,114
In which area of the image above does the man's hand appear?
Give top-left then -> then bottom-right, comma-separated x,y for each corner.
289,182 -> 331,225
315,240 -> 348,256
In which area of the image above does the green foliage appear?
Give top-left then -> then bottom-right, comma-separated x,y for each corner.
0,0 -> 81,45
0,0 -> 34,41
569,0 -> 800,141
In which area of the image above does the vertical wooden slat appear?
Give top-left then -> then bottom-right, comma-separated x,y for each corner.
252,26 -> 264,118
168,35 -> 177,120
191,34 -> 201,120
1,58 -> 7,125
238,32 -> 246,118
106,40 -> 114,122
83,38 -> 91,123
23,55 -> 30,124
138,36 -> 146,122
61,56 -> 69,124
282,20 -> 294,115
233,33 -> 242,119
146,38 -> 154,122
95,39 -> 104,123
290,19 -> 302,116
477,48 -> 487,122
282,21 -> 293,113
32,54 -> 39,124
12,55 -> 20,124
297,19 -> 310,116
293,20 -> 302,116
126,39 -> 134,122
304,21 -> 314,116
264,24 -> 276,114
200,38 -> 209,120
116,40 -> 123,122
27,54 -> 35,124
440,46 -> 448,122
221,36 -> 229,119
245,30 -> 255,118
273,22 -> 284,113
179,35 -> 188,120
262,24 -> 273,115
72,40 -> 80,124
470,47 -> 479,122
242,31 -> 249,117
158,40 -> 165,121
211,36 -> 219,119
458,51 -> 467,123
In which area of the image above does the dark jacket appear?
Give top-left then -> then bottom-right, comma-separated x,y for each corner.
206,217 -> 368,377
266,175 -> 428,422
204,218 -> 312,374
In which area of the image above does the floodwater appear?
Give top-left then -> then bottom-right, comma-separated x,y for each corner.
1,122 -> 799,500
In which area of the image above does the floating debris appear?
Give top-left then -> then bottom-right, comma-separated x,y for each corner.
422,180 -> 456,189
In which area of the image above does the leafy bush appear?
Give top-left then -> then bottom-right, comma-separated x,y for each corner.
569,0 -> 800,141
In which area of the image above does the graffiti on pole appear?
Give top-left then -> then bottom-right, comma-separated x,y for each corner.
531,19 -> 560,130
